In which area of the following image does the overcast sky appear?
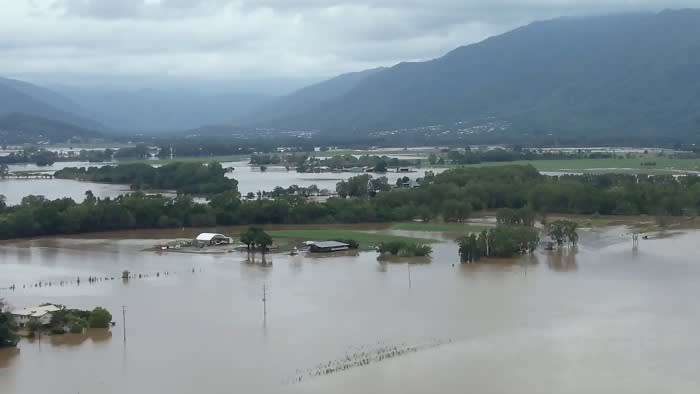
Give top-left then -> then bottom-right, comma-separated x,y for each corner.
2,0 -> 698,92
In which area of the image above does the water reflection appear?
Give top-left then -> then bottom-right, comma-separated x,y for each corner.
545,247 -> 579,272
47,329 -> 113,347
0,348 -> 19,368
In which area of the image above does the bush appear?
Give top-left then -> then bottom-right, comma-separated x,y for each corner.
69,319 -> 87,334
88,307 -> 112,328
378,240 -> 432,257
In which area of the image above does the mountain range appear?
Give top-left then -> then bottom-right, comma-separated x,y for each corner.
2,9 -> 700,143
247,9 -> 700,140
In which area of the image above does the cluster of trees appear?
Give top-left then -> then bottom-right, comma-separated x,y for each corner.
336,174 -> 391,198
305,155 -> 419,173
458,226 -> 540,262
55,162 -> 238,195
0,147 -> 60,166
2,165 -> 700,240
0,148 -> 115,166
546,220 -> 579,246
0,299 -> 19,347
249,152 -> 309,167
239,227 -> 273,254
377,241 -> 432,257
113,145 -> 151,160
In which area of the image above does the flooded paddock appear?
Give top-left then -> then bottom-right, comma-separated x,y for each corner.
1,227 -> 699,393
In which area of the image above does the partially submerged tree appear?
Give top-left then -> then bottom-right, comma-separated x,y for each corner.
88,307 -> 113,329
546,220 -> 579,246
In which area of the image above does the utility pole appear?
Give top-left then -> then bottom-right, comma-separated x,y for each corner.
262,284 -> 268,321
407,263 -> 412,289
122,305 -> 127,343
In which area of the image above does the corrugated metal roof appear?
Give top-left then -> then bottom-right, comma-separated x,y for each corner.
311,241 -> 349,248
196,233 -> 226,241
12,304 -> 61,317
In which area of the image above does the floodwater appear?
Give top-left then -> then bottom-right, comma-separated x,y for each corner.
0,179 -> 132,205
1,226 -> 699,393
222,160 -> 443,195
1,160 -> 443,205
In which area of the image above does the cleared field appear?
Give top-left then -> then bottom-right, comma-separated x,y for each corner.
391,222 -> 488,233
460,156 -> 700,173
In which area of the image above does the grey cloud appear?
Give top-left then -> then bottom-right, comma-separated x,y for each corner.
3,0 -> 700,90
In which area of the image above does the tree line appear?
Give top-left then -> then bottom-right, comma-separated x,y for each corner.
1,165 -> 699,240
54,162 -> 237,195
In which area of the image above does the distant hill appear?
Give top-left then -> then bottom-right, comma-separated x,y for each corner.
53,87 -> 271,133
250,10 -> 700,140
0,77 -> 102,130
238,67 -> 385,125
0,113 -> 101,145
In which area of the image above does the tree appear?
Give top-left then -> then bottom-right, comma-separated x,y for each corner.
0,299 -> 19,348
88,307 -> 113,328
254,230 -> 273,255
428,153 -> 438,165
240,227 -> 256,251
546,220 -> 578,246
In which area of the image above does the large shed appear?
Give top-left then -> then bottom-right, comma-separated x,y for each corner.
195,233 -> 233,246
308,241 -> 350,253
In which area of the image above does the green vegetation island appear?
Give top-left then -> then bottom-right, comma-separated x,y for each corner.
2,164 -> 699,241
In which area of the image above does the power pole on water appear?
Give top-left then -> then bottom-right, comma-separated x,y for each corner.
262,284 -> 269,321
122,305 -> 127,342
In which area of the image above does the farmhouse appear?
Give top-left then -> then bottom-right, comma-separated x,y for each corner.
12,304 -> 62,327
308,241 -> 350,253
195,233 -> 233,247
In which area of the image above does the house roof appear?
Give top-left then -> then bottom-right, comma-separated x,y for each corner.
12,304 -> 61,317
196,233 -> 227,241
311,241 -> 350,248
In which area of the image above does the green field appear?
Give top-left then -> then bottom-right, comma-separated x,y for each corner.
266,229 -> 437,250
457,156 -> 700,173
118,155 -> 249,165
391,222 -> 488,233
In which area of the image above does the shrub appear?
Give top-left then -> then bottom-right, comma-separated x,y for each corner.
378,240 -> 432,257
69,319 -> 87,334
88,307 -> 112,329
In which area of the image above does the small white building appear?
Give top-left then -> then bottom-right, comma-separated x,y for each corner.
195,233 -> 233,247
12,304 -> 62,327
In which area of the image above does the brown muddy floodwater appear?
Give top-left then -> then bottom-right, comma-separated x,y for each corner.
1,226 -> 699,394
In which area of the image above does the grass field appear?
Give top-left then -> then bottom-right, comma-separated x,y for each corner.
266,229 -> 437,250
391,222 -> 488,233
453,156 -> 700,173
